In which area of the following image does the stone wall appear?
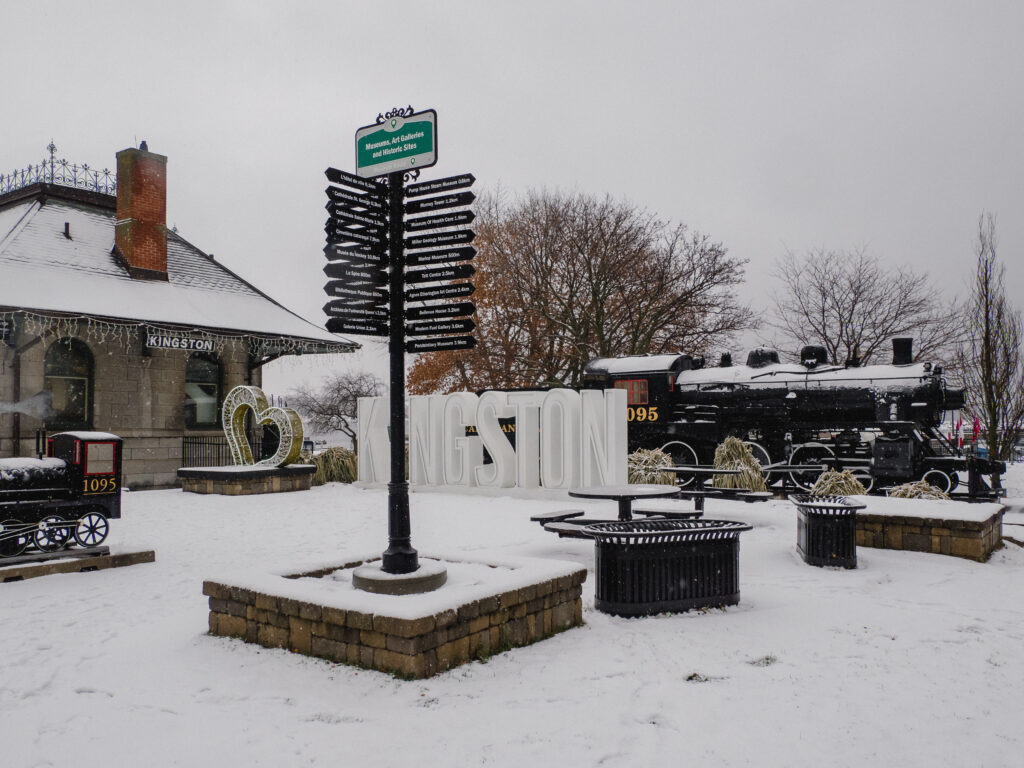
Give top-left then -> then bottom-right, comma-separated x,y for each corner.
856,510 -> 1004,562
179,465 -> 314,495
1,321 -> 261,489
204,567 -> 587,679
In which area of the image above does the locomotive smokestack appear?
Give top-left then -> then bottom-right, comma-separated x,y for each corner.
892,338 -> 913,365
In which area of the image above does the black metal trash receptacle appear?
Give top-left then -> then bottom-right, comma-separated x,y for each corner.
584,519 -> 752,617
790,494 -> 865,569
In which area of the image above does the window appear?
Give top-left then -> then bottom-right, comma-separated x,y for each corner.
613,379 -> 649,405
184,353 -> 221,428
44,338 -> 93,430
85,442 -> 115,475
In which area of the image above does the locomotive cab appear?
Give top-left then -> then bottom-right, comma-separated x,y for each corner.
46,432 -> 123,520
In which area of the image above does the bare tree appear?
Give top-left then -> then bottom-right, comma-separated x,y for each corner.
955,214 -> 1024,478
769,247 -> 962,365
288,371 -> 382,452
408,189 -> 755,393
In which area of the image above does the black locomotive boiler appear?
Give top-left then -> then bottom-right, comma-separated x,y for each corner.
582,339 -> 1005,498
0,432 -> 123,558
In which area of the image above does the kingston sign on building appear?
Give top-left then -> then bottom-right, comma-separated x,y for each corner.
0,144 -> 357,488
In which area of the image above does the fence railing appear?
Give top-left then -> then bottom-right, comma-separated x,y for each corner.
181,436 -> 267,468
0,154 -> 117,197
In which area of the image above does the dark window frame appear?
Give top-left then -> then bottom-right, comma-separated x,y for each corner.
44,337 -> 94,431
184,352 -> 222,429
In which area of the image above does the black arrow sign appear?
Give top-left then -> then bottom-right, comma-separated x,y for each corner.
326,186 -> 385,211
405,210 -> 476,232
406,301 -> 476,321
323,263 -> 389,284
406,173 -> 476,198
405,191 -> 476,215
407,335 -> 478,353
323,244 -> 388,265
406,318 -> 476,336
327,205 -> 387,230
325,223 -> 387,247
405,229 -> 476,249
323,302 -> 390,320
324,281 -> 389,306
326,317 -> 389,337
405,246 -> 476,267
325,167 -> 387,195
405,264 -> 476,284
406,282 -> 476,302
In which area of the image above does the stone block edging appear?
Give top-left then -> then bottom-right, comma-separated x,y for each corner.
204,556 -> 587,678
856,509 -> 1004,562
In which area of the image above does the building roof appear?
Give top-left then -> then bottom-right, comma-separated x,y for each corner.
0,185 -> 357,355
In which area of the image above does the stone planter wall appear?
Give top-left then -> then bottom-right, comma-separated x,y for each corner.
204,567 -> 586,678
178,465 -> 315,495
856,510 -> 1004,562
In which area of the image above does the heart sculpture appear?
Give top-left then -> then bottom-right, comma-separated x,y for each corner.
221,385 -> 304,467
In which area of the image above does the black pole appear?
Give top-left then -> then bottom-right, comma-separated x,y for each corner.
382,170 -> 418,574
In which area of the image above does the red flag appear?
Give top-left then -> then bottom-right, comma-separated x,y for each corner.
972,416 -> 981,443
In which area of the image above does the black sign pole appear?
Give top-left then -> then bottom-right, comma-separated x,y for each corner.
383,170 -> 417,575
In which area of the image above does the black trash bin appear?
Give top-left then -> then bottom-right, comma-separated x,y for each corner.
790,494 -> 865,569
584,519 -> 753,617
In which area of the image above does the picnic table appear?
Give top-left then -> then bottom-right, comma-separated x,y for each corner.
567,484 -> 681,522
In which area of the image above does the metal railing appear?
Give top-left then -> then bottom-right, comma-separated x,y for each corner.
1,146 -> 116,197
181,436 -> 266,468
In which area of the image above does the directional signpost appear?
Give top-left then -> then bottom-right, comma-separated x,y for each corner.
322,106 -> 477,577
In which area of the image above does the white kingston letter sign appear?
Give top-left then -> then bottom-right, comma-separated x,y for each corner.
361,388 -> 627,490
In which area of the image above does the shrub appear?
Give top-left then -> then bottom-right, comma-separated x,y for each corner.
628,448 -> 676,485
886,480 -> 951,500
301,446 -> 358,486
712,437 -> 767,492
809,469 -> 866,496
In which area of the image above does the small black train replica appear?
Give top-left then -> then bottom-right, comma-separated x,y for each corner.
0,432 -> 122,558
582,338 -> 1005,498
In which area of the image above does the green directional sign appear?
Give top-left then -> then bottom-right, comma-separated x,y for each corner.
355,109 -> 437,178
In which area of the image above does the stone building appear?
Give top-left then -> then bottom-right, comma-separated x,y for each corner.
0,144 -> 356,488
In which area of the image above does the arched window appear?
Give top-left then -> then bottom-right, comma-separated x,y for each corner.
185,353 -> 221,428
44,338 -> 93,430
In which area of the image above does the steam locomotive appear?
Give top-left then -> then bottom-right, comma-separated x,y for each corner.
0,432 -> 122,558
582,338 -> 1005,498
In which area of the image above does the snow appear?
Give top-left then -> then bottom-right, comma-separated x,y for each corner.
0,456 -> 65,481
0,199 -> 353,348
2,483 -> 1023,767
216,553 -> 580,620
53,430 -> 121,441
676,361 -> 933,390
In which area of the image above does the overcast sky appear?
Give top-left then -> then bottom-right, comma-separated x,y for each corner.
5,1 -> 1022,393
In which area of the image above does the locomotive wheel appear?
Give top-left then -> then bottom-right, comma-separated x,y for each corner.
788,443 -> 835,491
34,516 -> 71,552
74,512 -> 109,548
850,469 -> 874,493
1,519 -> 29,558
743,441 -> 775,484
660,441 -> 699,487
922,469 -> 953,494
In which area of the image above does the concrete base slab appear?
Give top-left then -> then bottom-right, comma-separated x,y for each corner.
352,560 -> 448,595
1,550 -> 156,582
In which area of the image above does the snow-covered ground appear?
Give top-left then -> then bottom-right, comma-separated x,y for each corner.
3,476 -> 1024,768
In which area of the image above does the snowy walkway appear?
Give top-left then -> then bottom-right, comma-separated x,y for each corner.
2,484 -> 1023,768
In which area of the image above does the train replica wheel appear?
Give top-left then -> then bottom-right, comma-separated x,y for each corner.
0,519 -> 29,558
74,512 -> 109,548
788,443 -> 835,491
34,516 -> 71,552
922,469 -> 953,494
850,469 -> 874,493
659,441 -> 699,487
743,441 -> 774,484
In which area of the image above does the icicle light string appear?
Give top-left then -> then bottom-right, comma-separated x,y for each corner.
1,310 -> 331,359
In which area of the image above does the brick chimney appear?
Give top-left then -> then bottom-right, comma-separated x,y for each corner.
114,143 -> 168,280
